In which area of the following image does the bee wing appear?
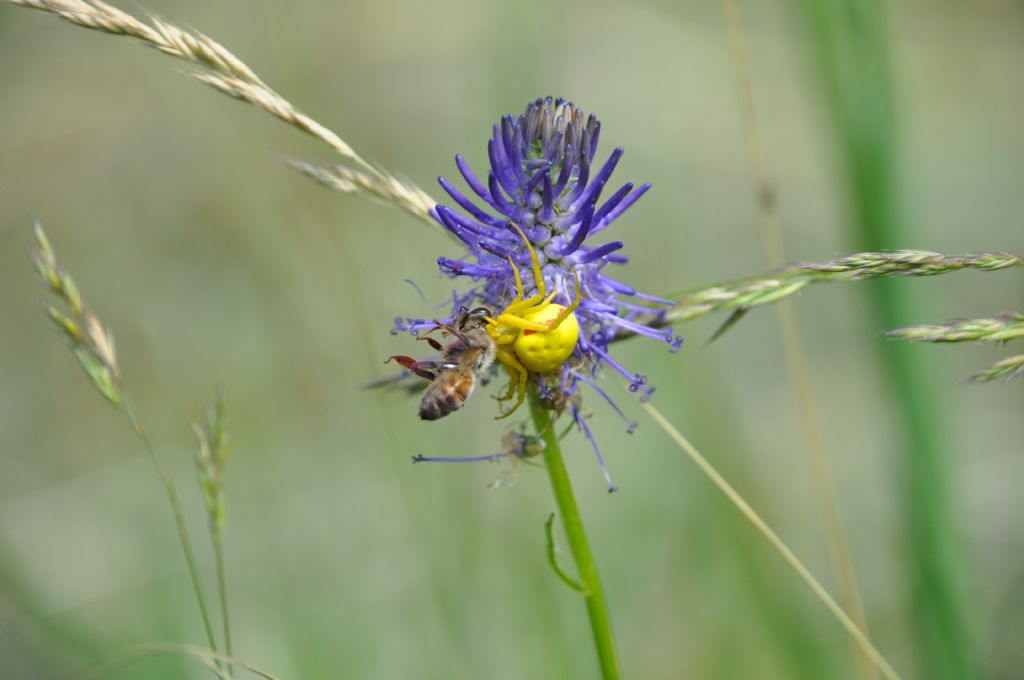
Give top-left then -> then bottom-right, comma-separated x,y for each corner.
364,370 -> 426,394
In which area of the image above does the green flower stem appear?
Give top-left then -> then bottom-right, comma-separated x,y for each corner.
124,399 -> 222,674
530,393 -> 619,680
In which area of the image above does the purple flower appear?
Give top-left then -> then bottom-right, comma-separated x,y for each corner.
396,97 -> 682,490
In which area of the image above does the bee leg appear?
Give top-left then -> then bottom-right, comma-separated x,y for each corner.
417,335 -> 444,351
385,355 -> 437,381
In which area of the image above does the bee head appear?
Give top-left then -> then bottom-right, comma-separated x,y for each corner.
458,306 -> 492,330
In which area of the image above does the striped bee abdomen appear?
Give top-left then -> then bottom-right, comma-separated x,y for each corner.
418,370 -> 476,421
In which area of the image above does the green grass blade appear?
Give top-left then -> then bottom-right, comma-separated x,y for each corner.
796,0 -> 982,676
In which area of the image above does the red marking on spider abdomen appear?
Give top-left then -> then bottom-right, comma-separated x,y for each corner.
522,319 -> 556,336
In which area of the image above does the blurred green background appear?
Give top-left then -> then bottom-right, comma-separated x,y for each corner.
1,1 -> 1022,678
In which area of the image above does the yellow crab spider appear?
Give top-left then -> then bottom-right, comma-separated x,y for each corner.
484,224 -> 581,419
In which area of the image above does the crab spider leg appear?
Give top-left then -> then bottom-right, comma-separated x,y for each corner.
494,312 -> 554,333
483,273 -> 550,334
494,346 -> 529,419
502,255 -> 547,314
485,322 -> 519,344
506,255 -> 525,307
504,288 -> 556,317
488,328 -> 520,344
497,364 -> 517,402
496,283 -> 573,332
508,223 -> 547,298
490,226 -> 554,324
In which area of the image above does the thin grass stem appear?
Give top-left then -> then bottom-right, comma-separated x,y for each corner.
75,642 -> 281,680
530,393 -> 619,680
214,535 -> 232,675
123,398 -> 222,674
719,2 -> 874,676
797,1 -> 982,675
641,400 -> 901,680
194,393 -> 234,678
31,224 -> 223,670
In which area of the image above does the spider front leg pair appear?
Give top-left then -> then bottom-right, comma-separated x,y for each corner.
484,223 -> 582,419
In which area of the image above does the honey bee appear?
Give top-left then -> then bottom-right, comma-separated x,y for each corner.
386,306 -> 497,420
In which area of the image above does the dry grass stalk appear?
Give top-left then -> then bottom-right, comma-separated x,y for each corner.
287,160 -> 437,224
7,0 -> 441,227
718,1 -> 874,676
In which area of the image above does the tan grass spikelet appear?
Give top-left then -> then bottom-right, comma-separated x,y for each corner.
969,354 -> 1024,383
31,221 -> 123,405
657,250 -> 1024,336
886,313 -> 1024,344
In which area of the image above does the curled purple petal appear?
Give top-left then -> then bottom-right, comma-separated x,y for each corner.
572,403 -> 618,493
570,147 -> 623,211
576,241 -> 624,264
438,176 -> 506,228
487,172 -> 516,218
489,137 -> 518,195
593,182 -> 651,233
539,173 -> 555,224
570,369 -> 638,434
560,202 -> 595,257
